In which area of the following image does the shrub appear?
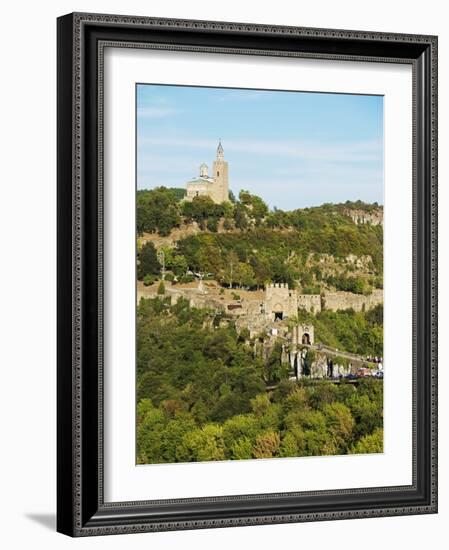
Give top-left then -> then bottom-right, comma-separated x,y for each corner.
207,217 -> 219,232
143,274 -> 156,286
351,427 -> 383,454
180,273 -> 195,284
223,217 -> 234,230
252,430 -> 281,458
137,241 -> 160,280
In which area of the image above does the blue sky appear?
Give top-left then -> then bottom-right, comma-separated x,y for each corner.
137,84 -> 383,210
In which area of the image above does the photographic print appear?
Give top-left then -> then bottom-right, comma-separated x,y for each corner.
136,84 -> 384,465
57,15 -> 437,534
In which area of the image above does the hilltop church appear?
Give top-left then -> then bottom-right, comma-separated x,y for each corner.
185,141 -> 229,204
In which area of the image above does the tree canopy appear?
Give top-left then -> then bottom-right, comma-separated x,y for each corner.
136,189 -> 383,291
136,297 -> 383,464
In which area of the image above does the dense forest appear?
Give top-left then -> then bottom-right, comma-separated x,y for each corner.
297,305 -> 383,357
136,187 -> 384,464
136,187 -> 383,293
137,297 -> 383,464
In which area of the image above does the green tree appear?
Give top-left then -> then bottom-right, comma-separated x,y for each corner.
322,402 -> 355,451
279,431 -> 299,457
160,416 -> 197,462
234,203 -> 248,230
168,254 -> 187,278
234,262 -> 256,288
182,195 -> 222,229
229,437 -> 253,460
283,387 -> 308,412
137,242 -> 160,280
136,399 -> 166,463
137,187 -> 181,236
351,427 -> 383,454
264,342 -> 289,383
222,415 -> 259,458
347,393 -> 382,440
177,424 -> 225,462
250,394 -> 271,417
194,243 -> 223,276
253,430 -> 281,458
143,274 -> 156,286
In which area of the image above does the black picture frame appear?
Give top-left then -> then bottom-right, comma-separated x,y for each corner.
57,12 -> 438,537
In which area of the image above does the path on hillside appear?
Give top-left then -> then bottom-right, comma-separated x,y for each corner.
304,342 -> 378,366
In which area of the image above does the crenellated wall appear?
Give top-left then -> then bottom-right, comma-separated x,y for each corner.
297,294 -> 322,313
264,283 -> 298,320
323,288 -> 383,312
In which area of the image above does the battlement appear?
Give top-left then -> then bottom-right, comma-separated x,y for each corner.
298,294 -> 322,313
265,282 -> 297,321
266,282 -> 289,289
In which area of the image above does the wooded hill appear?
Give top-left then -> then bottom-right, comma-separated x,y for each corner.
136,189 -> 384,464
137,187 -> 383,294
137,296 -> 383,464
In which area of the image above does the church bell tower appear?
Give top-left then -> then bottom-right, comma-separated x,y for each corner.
212,140 -> 229,203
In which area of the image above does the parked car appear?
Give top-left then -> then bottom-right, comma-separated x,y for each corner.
357,367 -> 373,378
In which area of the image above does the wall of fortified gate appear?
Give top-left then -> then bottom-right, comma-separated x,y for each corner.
323,288 -> 383,312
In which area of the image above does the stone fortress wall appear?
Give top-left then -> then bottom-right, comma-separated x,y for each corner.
323,288 -> 383,312
140,283 -> 383,322
297,294 -> 322,313
138,281 -> 382,379
297,289 -> 383,314
265,284 -> 382,317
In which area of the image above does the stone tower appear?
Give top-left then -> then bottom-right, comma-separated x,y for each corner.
292,324 -> 315,346
185,142 -> 230,203
264,283 -> 298,321
211,140 -> 229,203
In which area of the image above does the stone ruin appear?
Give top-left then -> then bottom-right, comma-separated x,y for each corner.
139,279 -> 380,380
264,283 -> 298,321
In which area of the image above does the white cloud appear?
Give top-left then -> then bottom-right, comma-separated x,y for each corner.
138,136 -> 382,164
137,106 -> 180,119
